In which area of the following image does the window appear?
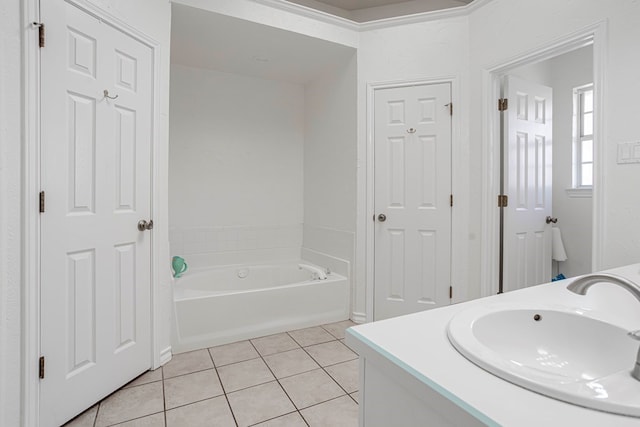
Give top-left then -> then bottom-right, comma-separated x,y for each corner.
573,84 -> 594,189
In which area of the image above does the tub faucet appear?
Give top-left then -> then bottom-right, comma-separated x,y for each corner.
567,273 -> 640,381
298,263 -> 328,280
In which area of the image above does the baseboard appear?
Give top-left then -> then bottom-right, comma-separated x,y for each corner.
159,346 -> 172,366
351,312 -> 367,324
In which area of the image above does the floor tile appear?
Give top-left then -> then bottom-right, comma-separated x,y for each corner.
304,341 -> 358,367
217,357 -> 275,393
209,340 -> 259,367
166,396 -> 235,427
279,369 -> 344,409
300,395 -> 358,427
227,381 -> 296,427
251,333 -> 299,356
124,368 -> 163,388
72,323 -> 361,427
325,359 -> 359,393
95,382 -> 164,427
253,412 -> 307,426
322,320 -> 357,340
164,369 -> 223,409
162,349 -> 214,379
112,412 -> 166,426
63,404 -> 98,427
288,326 -> 335,347
263,348 -> 320,378
340,338 -> 358,353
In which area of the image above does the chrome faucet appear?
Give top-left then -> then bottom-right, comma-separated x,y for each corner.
567,273 -> 640,381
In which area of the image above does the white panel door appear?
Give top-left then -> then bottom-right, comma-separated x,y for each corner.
503,76 -> 553,292
40,2 -> 153,425
374,83 -> 452,320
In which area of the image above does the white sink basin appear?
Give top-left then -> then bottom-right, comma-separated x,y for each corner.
447,304 -> 640,417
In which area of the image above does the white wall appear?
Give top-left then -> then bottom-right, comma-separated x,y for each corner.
549,46 -> 593,278
0,1 -> 171,425
0,1 -> 24,425
303,53 -> 358,310
509,60 -> 552,86
169,64 -> 305,264
469,0 -> 640,284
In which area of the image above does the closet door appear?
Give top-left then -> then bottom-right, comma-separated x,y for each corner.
373,83 -> 452,320
39,2 -> 154,425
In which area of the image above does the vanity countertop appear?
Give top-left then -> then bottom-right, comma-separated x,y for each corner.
346,264 -> 640,426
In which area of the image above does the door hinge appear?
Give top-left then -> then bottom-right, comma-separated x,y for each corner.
445,102 -> 453,116
39,356 -> 45,379
39,191 -> 45,213
449,194 -> 453,207
498,194 -> 508,208
449,286 -> 453,299
498,98 -> 508,111
33,22 -> 45,48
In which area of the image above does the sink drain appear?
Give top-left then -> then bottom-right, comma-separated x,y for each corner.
533,314 -> 542,321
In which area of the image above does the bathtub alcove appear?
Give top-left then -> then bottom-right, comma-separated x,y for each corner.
169,5 -> 357,352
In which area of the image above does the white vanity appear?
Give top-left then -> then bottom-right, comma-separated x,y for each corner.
345,264 -> 640,426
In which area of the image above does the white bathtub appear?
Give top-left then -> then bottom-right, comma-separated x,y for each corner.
171,262 -> 349,353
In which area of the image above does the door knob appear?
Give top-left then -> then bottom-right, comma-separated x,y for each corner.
378,214 -> 387,222
545,216 -> 558,224
138,219 -> 154,231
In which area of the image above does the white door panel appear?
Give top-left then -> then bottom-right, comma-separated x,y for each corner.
40,2 -> 153,425
503,76 -> 553,292
374,83 -> 452,320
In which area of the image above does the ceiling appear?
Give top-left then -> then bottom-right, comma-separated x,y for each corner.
171,4 -> 356,85
306,0 -> 421,10
285,0 -> 475,21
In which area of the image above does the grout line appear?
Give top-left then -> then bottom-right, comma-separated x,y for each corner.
162,393 -> 226,413
161,366 -> 167,427
103,411 -> 165,427
207,348 -> 239,427
247,339 -> 305,425
298,394 -> 354,413
298,341 -> 356,402
266,327 -> 358,422
163,365 -> 215,381
213,355 -> 262,369
320,324 -> 344,340
246,410 -> 302,427
92,403 -> 99,427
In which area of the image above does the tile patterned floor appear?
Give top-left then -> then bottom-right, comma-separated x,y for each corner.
64,320 -> 358,427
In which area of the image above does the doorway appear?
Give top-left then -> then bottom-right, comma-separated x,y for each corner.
481,29 -> 603,296
502,46 -> 594,293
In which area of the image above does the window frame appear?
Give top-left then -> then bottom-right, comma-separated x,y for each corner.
572,83 -> 594,190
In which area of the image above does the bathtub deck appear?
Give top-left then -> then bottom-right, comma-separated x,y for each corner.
64,320 -> 359,427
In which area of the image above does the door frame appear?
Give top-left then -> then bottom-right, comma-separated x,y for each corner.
480,22 -> 607,297
365,76 -> 464,322
22,0 -> 165,425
